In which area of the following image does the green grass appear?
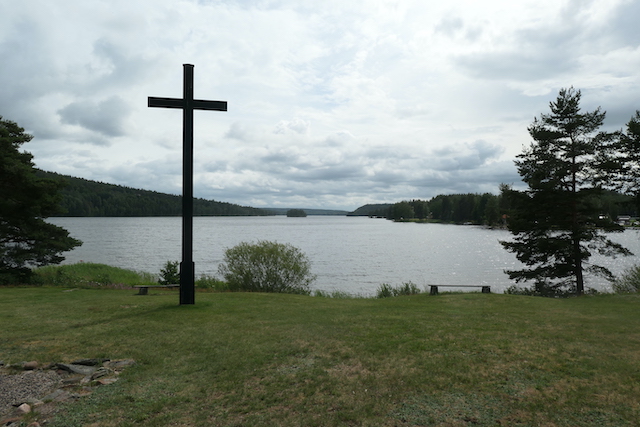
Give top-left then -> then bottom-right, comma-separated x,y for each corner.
32,263 -> 157,288
1,288 -> 639,426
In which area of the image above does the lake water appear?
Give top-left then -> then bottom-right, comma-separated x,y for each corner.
48,216 -> 640,296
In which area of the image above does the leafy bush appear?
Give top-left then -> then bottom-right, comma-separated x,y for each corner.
0,267 -> 31,285
159,261 -> 180,285
376,283 -> 394,298
613,265 -> 640,293
395,282 -> 421,296
377,282 -> 421,298
505,282 -> 599,297
195,275 -> 229,291
218,241 -> 316,295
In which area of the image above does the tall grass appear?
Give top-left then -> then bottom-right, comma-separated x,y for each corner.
195,275 -> 229,291
31,263 -> 157,288
312,289 -> 363,298
376,281 -> 421,298
613,264 -> 640,293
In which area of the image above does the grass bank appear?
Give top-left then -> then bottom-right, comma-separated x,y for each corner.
31,263 -> 157,288
1,288 -> 639,426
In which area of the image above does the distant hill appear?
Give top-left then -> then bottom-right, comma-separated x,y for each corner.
265,208 -> 348,216
348,204 -> 392,217
37,170 -> 272,217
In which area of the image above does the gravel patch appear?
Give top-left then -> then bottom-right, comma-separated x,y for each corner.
0,370 -> 61,417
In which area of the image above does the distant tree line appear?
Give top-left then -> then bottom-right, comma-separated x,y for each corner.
383,188 -> 635,226
37,171 -> 272,217
286,209 -> 307,217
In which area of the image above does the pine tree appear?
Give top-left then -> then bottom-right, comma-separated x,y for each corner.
501,88 -> 630,296
614,111 -> 640,212
0,116 -> 82,283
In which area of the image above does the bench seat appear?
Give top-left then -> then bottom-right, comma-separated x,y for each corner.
429,285 -> 490,295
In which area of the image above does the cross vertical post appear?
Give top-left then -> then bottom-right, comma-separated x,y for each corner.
148,64 -> 227,305
182,64 -> 195,306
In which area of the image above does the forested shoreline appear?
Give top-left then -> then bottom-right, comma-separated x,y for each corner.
350,190 -> 637,226
37,171 -> 272,217
35,171 -> 638,223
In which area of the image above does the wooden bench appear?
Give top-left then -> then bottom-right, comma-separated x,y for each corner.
429,285 -> 490,295
133,284 -> 180,295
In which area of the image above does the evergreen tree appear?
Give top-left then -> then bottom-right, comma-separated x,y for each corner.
500,88 -> 630,296
614,111 -> 640,212
0,117 -> 82,283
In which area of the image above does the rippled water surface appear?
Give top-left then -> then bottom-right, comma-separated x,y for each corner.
49,216 -> 640,295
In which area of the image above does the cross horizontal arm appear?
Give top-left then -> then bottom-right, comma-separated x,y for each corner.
192,99 -> 227,111
148,97 -> 182,108
148,97 -> 227,111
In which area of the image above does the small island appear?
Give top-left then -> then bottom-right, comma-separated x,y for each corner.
286,209 -> 307,217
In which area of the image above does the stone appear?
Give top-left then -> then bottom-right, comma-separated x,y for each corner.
41,389 -> 68,402
90,367 -> 114,380
61,376 -> 83,385
105,359 -> 136,370
22,361 -> 38,370
56,363 -> 97,376
17,403 -> 31,414
71,358 -> 109,366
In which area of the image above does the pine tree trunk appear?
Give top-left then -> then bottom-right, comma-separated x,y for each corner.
573,236 -> 584,296
570,138 -> 584,296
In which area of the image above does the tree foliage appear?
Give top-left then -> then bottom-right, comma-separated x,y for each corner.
37,170 -> 271,217
386,194 -> 505,225
610,110 -> 640,211
159,260 -> 180,285
348,204 -> 393,217
286,209 -> 307,217
354,189 -> 633,225
500,88 -> 631,296
218,241 -> 316,294
0,117 -> 82,284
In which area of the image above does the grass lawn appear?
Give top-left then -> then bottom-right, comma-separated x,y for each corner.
1,288 -> 639,426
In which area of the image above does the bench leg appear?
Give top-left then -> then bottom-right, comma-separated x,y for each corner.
137,287 -> 148,295
430,286 -> 439,296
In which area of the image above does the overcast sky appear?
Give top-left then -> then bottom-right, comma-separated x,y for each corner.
2,0 -> 639,210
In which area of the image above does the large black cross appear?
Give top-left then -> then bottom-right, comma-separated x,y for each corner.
148,64 -> 227,305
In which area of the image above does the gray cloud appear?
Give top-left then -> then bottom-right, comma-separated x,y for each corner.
429,140 -> 504,171
606,1 -> 640,47
2,0 -> 638,210
225,122 -> 256,141
456,50 -> 578,82
58,96 -> 130,139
